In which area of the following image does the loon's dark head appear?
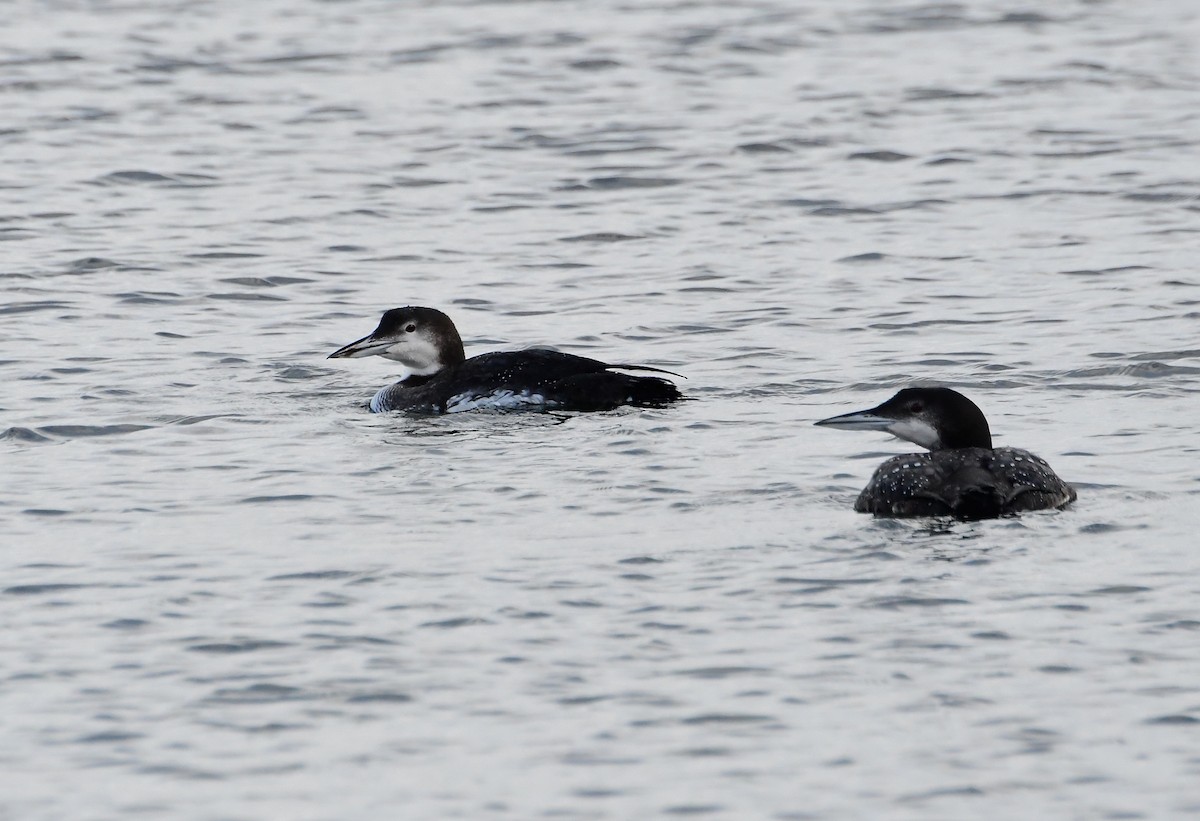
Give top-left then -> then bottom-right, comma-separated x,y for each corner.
328,306 -> 467,377
815,387 -> 993,451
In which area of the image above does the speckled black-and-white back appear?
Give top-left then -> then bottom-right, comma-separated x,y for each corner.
855,446 -> 1077,519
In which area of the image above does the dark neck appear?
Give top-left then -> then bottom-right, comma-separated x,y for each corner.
439,333 -> 467,367
940,434 -> 993,450
399,372 -> 438,388
938,422 -> 992,450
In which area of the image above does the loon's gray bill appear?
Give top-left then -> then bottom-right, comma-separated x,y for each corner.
814,410 -> 894,431
328,334 -> 388,359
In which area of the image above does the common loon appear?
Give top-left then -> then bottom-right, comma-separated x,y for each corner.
328,306 -> 682,413
815,387 -> 1076,519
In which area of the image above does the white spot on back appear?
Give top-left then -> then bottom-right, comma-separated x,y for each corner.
445,390 -> 553,413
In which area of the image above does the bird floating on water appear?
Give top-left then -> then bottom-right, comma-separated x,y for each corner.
329,306 -> 682,414
815,387 -> 1076,519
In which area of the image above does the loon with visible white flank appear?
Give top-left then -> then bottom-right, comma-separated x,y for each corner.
815,387 -> 1076,519
328,306 -> 683,413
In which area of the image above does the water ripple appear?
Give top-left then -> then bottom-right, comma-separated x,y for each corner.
2,0 -> 1197,818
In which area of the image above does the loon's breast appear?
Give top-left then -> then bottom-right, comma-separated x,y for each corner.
856,447 -> 1076,519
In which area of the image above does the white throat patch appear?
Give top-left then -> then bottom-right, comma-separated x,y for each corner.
888,417 -> 942,450
382,334 -> 443,374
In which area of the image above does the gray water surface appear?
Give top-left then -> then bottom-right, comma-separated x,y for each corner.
3,1 -> 1199,818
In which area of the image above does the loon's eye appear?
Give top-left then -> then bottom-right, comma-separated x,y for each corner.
405,324 -> 416,333
908,401 -> 923,413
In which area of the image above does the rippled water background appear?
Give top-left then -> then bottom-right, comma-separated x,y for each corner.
3,1 -> 1199,818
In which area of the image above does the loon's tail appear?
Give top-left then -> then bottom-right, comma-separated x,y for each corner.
623,374 -> 683,406
554,372 -> 682,410
945,465 -> 1008,520
949,486 -> 1006,520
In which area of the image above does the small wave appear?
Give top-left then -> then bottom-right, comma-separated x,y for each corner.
848,150 -> 911,162
116,292 -> 181,304
346,692 -> 412,703
736,141 -> 793,154
268,570 -> 360,581
586,176 -> 680,190
1,427 -> 52,442
0,301 -> 70,315
188,639 -> 292,653
906,87 -> 991,101
36,424 -> 154,438
569,58 -> 622,71
559,232 -> 644,243
238,494 -> 317,503
206,292 -> 287,302
205,684 -> 308,704
865,596 -> 970,609
4,583 -> 89,595
66,257 -> 119,272
220,276 -> 312,287
91,170 -> 219,187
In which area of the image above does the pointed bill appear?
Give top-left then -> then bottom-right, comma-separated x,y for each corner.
813,409 -> 894,431
328,334 -> 390,359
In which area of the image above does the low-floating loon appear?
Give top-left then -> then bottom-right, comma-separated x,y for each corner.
815,387 -> 1076,519
328,306 -> 682,414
